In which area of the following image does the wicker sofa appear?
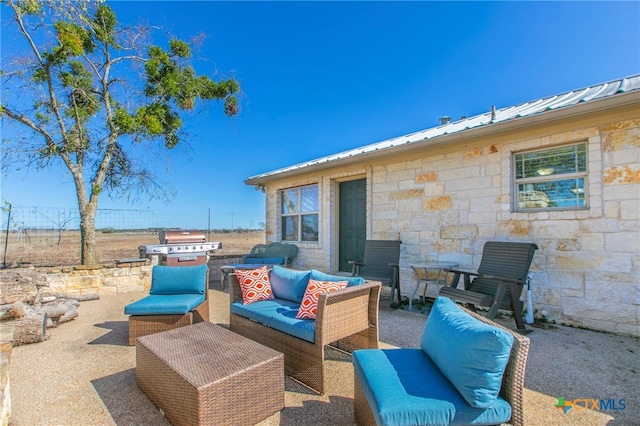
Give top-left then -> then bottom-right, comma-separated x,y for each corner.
228,265 -> 381,394
353,296 -> 531,426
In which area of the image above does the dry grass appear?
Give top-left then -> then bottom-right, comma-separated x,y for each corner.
1,230 -> 265,268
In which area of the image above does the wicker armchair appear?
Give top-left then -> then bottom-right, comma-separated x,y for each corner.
354,297 -> 530,426
124,264 -> 209,345
228,272 -> 381,394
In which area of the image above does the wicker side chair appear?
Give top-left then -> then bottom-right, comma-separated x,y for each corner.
125,264 -> 209,346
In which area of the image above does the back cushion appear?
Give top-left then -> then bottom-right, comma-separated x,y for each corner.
310,269 -> 366,287
421,297 -> 514,409
149,264 -> 207,295
270,265 -> 311,303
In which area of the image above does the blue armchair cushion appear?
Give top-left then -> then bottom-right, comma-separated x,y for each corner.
124,294 -> 206,315
353,348 -> 511,425
231,299 -> 316,343
243,257 -> 285,265
149,264 -> 207,295
421,297 -> 514,409
310,269 -> 366,287
269,265 -> 311,303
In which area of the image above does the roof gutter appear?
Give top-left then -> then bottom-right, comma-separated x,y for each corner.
245,90 -> 639,186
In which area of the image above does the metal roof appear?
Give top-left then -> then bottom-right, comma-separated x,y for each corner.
246,74 -> 640,184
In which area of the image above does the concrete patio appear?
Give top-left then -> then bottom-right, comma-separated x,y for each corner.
6,285 -> 639,425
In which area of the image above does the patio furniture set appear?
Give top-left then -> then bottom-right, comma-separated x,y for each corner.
124,240 -> 536,425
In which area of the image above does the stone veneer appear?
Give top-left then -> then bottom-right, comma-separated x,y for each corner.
262,117 -> 640,337
0,255 -> 244,305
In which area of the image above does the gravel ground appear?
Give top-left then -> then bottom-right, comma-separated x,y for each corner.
6,286 -> 639,426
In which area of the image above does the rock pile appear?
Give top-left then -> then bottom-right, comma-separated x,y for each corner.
0,266 -> 97,346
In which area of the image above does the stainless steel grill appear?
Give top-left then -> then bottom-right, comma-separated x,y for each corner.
139,230 -> 221,266
158,230 -> 206,245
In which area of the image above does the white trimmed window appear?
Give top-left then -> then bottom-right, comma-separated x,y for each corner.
280,184 -> 319,241
514,143 -> 588,211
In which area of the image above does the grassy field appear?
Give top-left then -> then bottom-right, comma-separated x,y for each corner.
0,230 -> 265,268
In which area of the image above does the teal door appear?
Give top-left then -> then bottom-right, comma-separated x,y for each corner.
339,179 -> 366,272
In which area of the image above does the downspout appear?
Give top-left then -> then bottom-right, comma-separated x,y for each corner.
367,165 -> 373,238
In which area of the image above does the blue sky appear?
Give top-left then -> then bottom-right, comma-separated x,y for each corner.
1,1 -> 639,228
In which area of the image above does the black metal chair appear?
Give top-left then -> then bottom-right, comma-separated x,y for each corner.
349,240 -> 402,307
439,241 -> 538,330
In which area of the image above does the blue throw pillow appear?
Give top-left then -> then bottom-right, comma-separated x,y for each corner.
269,265 -> 311,303
421,297 -> 514,409
310,269 -> 366,287
149,264 -> 208,295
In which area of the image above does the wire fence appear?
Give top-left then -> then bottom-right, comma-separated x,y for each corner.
0,205 -> 265,268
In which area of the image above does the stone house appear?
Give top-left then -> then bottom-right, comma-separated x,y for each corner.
245,75 -> 640,337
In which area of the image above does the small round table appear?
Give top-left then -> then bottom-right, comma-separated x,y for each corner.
409,262 -> 459,310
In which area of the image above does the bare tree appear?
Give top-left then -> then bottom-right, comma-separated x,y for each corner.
36,207 -> 77,246
1,1 -> 239,264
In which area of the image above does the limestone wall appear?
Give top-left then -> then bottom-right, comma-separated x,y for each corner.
0,263 -> 151,304
0,254 -> 245,305
374,119 -> 639,336
262,115 -> 640,337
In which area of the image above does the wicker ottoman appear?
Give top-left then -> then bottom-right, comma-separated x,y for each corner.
136,322 -> 284,426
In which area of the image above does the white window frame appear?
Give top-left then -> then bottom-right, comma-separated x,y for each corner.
513,142 -> 588,212
280,184 -> 319,242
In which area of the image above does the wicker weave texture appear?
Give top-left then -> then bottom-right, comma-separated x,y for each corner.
127,297 -> 210,345
229,273 -> 381,395
354,374 -> 376,425
136,322 -> 284,426
129,314 -> 192,346
353,305 -> 530,426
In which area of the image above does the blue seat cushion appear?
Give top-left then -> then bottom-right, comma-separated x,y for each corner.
270,265 -> 311,303
149,264 -> 208,295
421,297 -> 514,409
353,348 -> 512,426
231,298 -> 315,343
310,269 -> 366,287
244,257 -> 285,265
124,294 -> 206,315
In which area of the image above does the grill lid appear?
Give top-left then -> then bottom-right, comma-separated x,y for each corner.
139,241 -> 222,255
159,230 -> 206,244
